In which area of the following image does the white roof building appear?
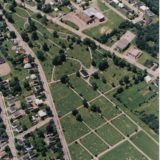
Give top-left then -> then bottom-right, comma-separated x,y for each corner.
35,99 -> 43,105
38,110 -> 47,118
24,63 -> 32,69
112,0 -> 119,4
118,3 -> 124,8
30,74 -> 37,80
140,5 -> 149,11
144,75 -> 152,83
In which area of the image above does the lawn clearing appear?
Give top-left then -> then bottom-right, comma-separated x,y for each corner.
97,0 -> 109,11
61,114 -> 90,143
91,97 -> 121,120
97,123 -> 124,146
116,82 -> 157,109
111,114 -> 137,136
53,59 -> 80,80
80,133 -> 108,156
67,44 -> 91,68
50,83 -> 82,116
100,141 -> 148,160
69,76 -> 99,100
131,131 -> 159,160
79,107 -> 106,129
69,143 -> 92,160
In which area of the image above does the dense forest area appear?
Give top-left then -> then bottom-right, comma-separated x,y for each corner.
136,22 -> 159,58
141,0 -> 159,15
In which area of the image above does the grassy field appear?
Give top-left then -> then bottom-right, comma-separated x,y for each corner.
63,20 -> 79,30
61,115 -> 90,143
100,141 -> 148,160
83,9 -> 124,38
50,83 -> 82,116
69,143 -> 92,160
78,107 -> 106,129
111,114 -> 137,136
80,133 -> 108,156
131,131 -> 159,160
116,82 -> 157,109
97,0 -> 109,11
67,44 -> 91,68
91,97 -> 121,120
97,123 -> 124,146
53,59 -> 80,80
69,76 -> 99,100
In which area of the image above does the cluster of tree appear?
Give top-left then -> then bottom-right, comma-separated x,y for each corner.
141,0 -> 159,15
8,0 -> 17,12
52,52 -> 66,66
136,22 -> 159,57
72,109 -> 83,122
0,117 -> 8,140
10,77 -> 22,96
90,104 -> 101,113
83,38 -> 97,50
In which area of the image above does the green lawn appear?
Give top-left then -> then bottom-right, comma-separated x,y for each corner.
80,133 -> 108,156
69,143 -> 92,160
63,20 -> 79,30
69,76 -> 99,100
67,44 -> 92,68
19,115 -> 32,130
112,114 -> 138,136
79,108 -> 106,129
97,0 -> 109,11
100,141 -> 148,160
15,6 -> 31,17
97,123 -> 124,146
116,82 -> 157,109
131,131 -> 159,160
91,97 -> 120,120
50,83 -> 82,116
61,115 -> 90,143
53,59 -> 80,80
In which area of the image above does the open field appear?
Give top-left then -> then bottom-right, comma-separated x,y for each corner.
131,131 -> 159,160
67,44 -> 91,68
69,143 -> 92,160
116,82 -> 157,109
80,133 -> 108,156
78,107 -> 106,129
100,141 -> 148,160
97,123 -> 124,146
97,0 -> 109,11
61,114 -> 90,143
50,83 -> 82,116
69,76 -> 99,100
53,59 -> 80,80
91,97 -> 121,120
111,114 -> 138,136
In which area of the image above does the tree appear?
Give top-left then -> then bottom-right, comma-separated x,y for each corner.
10,31 -> 16,39
60,75 -> 69,84
5,12 -> 14,23
83,38 -> 97,50
72,109 -> 78,116
76,114 -> 83,122
123,75 -> 129,84
42,43 -> 49,51
21,31 -> 29,42
91,82 -> 98,90
52,53 -> 66,66
83,99 -> 89,108
23,80 -> 31,91
37,50 -> 45,61
90,104 -> 101,113
98,60 -> 108,71
31,31 -> 38,40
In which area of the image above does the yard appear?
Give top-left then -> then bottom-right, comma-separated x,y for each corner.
97,123 -> 124,146
100,141 -> 148,160
69,143 -> 92,160
69,75 -> 99,100
50,83 -> 82,117
80,133 -> 108,156
111,114 -> 138,136
131,131 -> 159,160
91,97 -> 121,120
61,114 -> 90,143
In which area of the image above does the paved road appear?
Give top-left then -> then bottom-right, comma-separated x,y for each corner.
5,18 -> 72,160
0,93 -> 18,160
16,0 -> 158,79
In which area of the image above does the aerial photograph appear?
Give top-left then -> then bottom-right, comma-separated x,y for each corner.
0,0 -> 159,159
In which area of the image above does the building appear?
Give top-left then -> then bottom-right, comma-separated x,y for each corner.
116,31 -> 135,51
76,12 -> 93,24
140,5 -> 149,12
144,75 -> 152,83
126,47 -> 142,59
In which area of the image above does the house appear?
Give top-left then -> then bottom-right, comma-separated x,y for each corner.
112,0 -> 119,4
116,31 -> 135,51
30,74 -> 37,80
126,47 -> 142,59
144,75 -> 152,83
24,63 -> 32,69
76,12 -> 93,24
12,109 -> 25,119
80,69 -> 89,78
38,110 -> 47,118
140,5 -> 149,12
35,99 -> 43,106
